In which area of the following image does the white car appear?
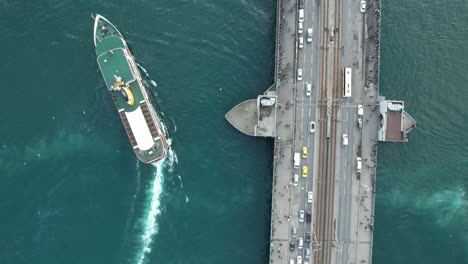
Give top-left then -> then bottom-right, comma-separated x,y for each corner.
360,0 -> 366,13
297,68 -> 303,81
297,256 -> 303,264
298,22 -> 303,34
357,104 -> 363,116
342,134 -> 348,146
299,37 -> 304,49
299,210 -> 305,222
306,83 -> 311,96
310,121 -> 315,133
307,191 -> 313,203
307,28 -> 312,43
293,174 -> 299,187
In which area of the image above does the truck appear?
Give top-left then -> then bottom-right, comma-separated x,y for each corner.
294,153 -> 300,169
356,157 -> 362,173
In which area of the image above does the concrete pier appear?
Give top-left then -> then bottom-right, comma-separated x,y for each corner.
226,0 -> 415,263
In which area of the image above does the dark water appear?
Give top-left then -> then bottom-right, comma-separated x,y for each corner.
0,0 -> 466,263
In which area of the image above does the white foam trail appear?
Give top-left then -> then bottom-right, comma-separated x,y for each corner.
160,119 -> 179,168
160,116 -> 169,135
177,175 -> 183,188
135,137 -> 177,264
131,161 -> 141,215
136,63 -> 149,77
171,117 -> 177,133
166,144 -> 178,174
135,161 -> 164,264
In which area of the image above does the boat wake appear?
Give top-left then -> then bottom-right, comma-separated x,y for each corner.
137,63 -> 158,88
135,160 -> 163,264
135,144 -> 176,264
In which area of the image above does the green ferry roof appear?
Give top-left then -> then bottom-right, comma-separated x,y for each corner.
96,35 -> 125,56
96,36 -> 145,113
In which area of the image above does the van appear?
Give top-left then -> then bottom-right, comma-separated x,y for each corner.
299,9 -> 304,23
294,153 -> 300,169
342,134 -> 348,145
357,157 -> 362,173
358,104 -> 363,116
299,0 -> 304,9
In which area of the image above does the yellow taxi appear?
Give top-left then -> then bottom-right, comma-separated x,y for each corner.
302,166 -> 308,178
302,146 -> 308,158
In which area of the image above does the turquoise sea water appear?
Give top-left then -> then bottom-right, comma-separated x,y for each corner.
0,0 -> 466,263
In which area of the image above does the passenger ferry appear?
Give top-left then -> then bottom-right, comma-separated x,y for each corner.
93,14 -> 167,163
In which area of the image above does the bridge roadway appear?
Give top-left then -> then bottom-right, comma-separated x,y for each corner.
226,0 -> 385,263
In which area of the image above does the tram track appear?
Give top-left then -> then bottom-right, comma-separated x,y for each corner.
314,0 -> 341,262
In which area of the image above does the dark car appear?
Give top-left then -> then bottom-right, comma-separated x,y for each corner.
305,232 -> 311,243
289,242 -> 295,252
306,212 -> 311,223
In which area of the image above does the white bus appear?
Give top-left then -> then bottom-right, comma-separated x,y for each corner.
343,67 -> 352,98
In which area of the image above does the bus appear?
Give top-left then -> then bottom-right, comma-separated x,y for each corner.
343,67 -> 352,98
